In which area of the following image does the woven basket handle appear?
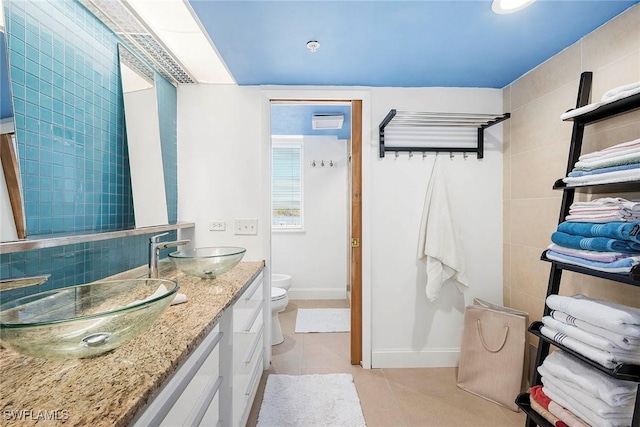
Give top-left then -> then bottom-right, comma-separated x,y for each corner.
476,319 -> 509,353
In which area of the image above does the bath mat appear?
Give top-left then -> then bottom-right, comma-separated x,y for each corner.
257,374 -> 366,427
294,308 -> 350,333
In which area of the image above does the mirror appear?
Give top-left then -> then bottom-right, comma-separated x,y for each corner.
1,25 -> 26,242
118,44 -> 168,228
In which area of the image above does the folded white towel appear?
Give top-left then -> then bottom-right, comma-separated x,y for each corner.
561,84 -> 640,121
566,212 -> 640,223
546,295 -> 640,337
539,368 -> 635,417
542,383 -> 632,427
552,311 -> 640,350
561,102 -> 603,120
541,350 -> 638,407
602,81 -> 640,101
542,316 -> 631,353
563,168 -> 640,186
570,197 -> 640,211
574,150 -> 640,171
579,140 -> 640,162
540,325 -> 640,369
547,244 -> 631,263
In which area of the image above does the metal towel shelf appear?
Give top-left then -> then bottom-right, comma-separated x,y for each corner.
379,109 -> 510,159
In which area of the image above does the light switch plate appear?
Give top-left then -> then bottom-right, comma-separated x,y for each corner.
235,218 -> 258,235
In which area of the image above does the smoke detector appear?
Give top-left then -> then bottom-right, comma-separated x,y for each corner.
306,41 -> 320,53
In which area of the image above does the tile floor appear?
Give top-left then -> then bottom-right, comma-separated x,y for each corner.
247,300 -> 527,427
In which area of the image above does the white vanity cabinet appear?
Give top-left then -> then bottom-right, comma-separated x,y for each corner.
231,272 -> 265,427
132,323 -> 224,427
132,270 -> 266,427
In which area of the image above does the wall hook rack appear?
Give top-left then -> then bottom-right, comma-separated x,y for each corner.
379,109 -> 510,159
310,160 -> 336,168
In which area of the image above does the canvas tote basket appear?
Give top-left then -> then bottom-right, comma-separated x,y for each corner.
456,298 -> 528,411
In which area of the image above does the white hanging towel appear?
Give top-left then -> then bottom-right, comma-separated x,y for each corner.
417,155 -> 469,301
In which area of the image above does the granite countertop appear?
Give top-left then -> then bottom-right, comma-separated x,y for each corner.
0,260 -> 264,426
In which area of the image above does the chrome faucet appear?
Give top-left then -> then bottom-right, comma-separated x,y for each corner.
149,232 -> 190,278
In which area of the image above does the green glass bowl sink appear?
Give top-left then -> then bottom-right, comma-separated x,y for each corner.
168,247 -> 246,279
0,278 -> 178,359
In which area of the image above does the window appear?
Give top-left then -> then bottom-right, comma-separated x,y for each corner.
272,140 -> 303,229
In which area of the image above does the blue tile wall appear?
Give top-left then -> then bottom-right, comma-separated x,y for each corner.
0,229 -> 177,302
1,0 -> 178,290
5,0 -> 134,235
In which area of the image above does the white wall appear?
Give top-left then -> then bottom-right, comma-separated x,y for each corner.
177,85 -> 265,260
177,84 -> 503,369
271,135 -> 349,299
369,87 -> 503,367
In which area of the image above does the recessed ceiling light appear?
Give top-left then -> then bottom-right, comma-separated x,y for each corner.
492,0 -> 536,14
306,41 -> 320,53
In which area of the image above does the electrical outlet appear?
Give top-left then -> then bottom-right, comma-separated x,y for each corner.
209,220 -> 226,231
234,218 -> 258,235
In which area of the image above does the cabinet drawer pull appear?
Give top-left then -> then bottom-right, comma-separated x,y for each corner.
183,376 -> 222,427
244,324 -> 264,364
244,275 -> 263,301
243,300 -> 264,332
245,348 -> 264,396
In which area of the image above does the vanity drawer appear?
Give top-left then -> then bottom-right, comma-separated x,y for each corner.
233,344 -> 264,427
133,324 -> 223,427
233,272 -> 263,319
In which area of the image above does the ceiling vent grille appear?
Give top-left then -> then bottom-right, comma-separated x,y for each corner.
312,114 -> 345,130
78,0 -> 195,85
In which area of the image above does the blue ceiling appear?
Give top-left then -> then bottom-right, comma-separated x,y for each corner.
271,104 -> 352,138
188,0 -> 639,88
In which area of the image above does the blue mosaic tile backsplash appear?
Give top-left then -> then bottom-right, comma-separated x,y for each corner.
5,0 -> 133,235
0,0 -> 178,291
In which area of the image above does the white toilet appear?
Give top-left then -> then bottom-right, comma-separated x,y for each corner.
270,287 -> 289,345
271,273 -> 291,313
270,274 -> 291,345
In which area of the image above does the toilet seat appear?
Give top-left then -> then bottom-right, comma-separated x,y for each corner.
271,287 -> 287,301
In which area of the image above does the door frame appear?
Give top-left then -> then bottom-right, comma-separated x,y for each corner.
261,90 -> 371,368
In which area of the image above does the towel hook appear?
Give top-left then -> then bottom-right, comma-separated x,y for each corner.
321,160 -> 325,167
422,152 -> 427,160
395,151 -> 399,159
311,160 -> 316,167
329,160 -> 334,167
408,151 -> 413,159
463,152 -> 468,160
449,152 -> 454,160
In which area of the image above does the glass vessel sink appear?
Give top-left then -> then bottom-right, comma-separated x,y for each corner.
168,247 -> 246,279
0,278 -> 178,359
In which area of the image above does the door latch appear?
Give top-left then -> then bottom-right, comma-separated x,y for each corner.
351,237 -> 360,248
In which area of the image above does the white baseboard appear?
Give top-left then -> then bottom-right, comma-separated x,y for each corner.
371,348 -> 460,368
287,287 -> 347,300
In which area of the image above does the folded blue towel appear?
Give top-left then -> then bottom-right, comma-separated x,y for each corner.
551,232 -> 640,253
546,250 -> 640,273
568,163 -> 640,177
558,221 -> 640,243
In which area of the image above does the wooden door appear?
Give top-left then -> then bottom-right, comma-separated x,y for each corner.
350,100 -> 362,365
